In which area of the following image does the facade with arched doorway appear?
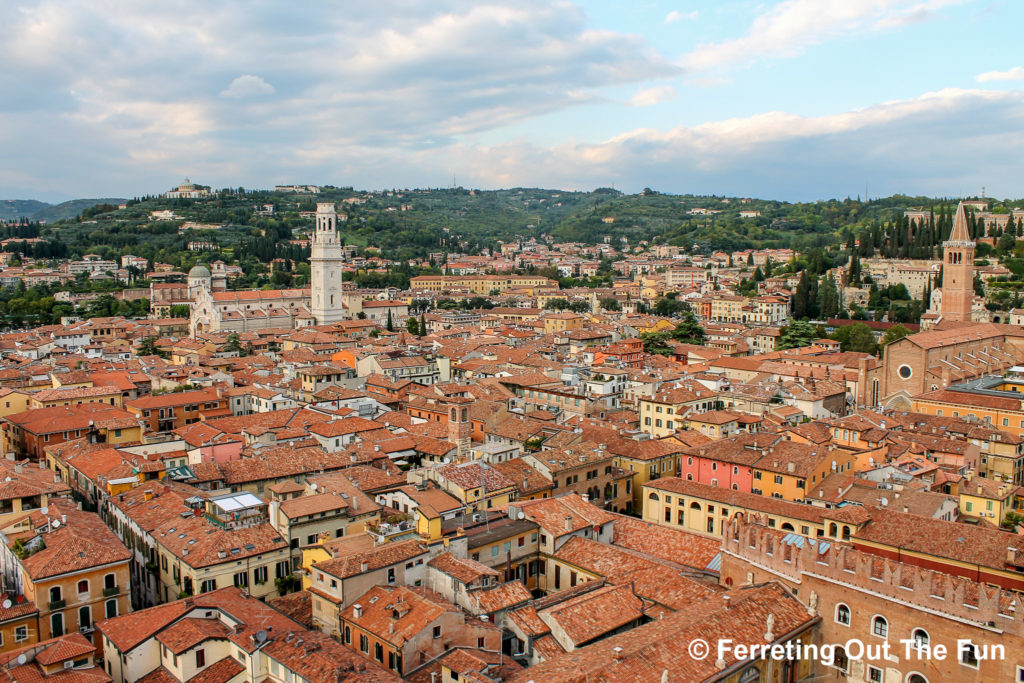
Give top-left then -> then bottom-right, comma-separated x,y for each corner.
641,477 -> 871,541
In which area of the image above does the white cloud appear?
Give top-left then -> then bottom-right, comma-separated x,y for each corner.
629,85 -> 677,106
220,74 -> 275,98
0,1 -> 1019,202
426,88 -> 1024,200
665,9 -> 698,23
976,66 -> 1024,82
0,1 -> 677,162
682,0 -> 964,71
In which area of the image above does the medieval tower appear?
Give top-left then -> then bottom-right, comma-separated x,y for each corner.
310,202 -> 345,324
941,201 -> 975,323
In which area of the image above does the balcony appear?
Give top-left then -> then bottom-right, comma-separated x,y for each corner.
48,598 -> 65,610
102,585 -> 120,597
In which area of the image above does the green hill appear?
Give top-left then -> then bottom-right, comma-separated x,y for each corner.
0,200 -> 51,221
32,198 -> 126,223
0,198 -> 126,223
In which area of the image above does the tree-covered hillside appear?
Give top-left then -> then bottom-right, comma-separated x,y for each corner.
7,187 -> 1020,274
0,198 -> 126,222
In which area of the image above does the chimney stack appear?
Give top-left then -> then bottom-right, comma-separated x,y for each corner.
564,515 -> 573,532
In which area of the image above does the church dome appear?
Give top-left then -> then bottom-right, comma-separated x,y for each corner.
188,265 -> 211,279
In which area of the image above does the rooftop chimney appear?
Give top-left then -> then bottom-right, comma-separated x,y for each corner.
353,604 -> 363,619
612,647 -> 624,661
360,561 -> 369,573
564,515 -> 573,532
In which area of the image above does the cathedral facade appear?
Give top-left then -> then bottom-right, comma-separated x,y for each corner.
188,202 -> 347,335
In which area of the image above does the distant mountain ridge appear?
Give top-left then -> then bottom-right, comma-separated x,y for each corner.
0,198 -> 126,223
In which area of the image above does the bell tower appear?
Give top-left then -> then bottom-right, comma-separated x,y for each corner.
310,202 -> 345,324
941,201 -> 975,323
446,398 -> 472,460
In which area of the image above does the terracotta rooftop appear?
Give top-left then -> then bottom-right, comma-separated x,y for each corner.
18,502 -> 130,581
510,583 -> 814,683
427,551 -> 500,585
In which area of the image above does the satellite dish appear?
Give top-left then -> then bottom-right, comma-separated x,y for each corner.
517,511 -> 525,520
40,507 -> 48,516
255,629 -> 268,643
16,654 -> 26,665
2,600 -> 11,609
310,483 -> 317,491
51,520 -> 60,528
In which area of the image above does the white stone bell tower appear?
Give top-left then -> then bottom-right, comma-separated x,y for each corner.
310,202 -> 345,324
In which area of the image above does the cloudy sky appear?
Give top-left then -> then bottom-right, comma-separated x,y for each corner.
2,0 -> 1023,201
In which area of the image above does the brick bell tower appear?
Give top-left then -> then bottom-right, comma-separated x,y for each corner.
445,398 -> 472,460
941,201 -> 975,323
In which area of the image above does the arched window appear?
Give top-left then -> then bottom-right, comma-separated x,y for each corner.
737,665 -> 760,683
907,674 -> 927,683
828,522 -> 838,537
960,642 -> 979,667
105,599 -> 118,619
911,628 -> 929,650
781,522 -> 794,532
77,579 -> 89,595
690,501 -> 701,511
842,525 -> 851,540
835,603 -> 851,626
79,605 -> 91,630
648,492 -> 660,502
834,647 -> 848,674
871,615 -> 888,638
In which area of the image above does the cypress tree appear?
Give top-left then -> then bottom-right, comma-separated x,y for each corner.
807,277 -> 821,319
819,275 -> 840,319
793,271 -> 810,319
